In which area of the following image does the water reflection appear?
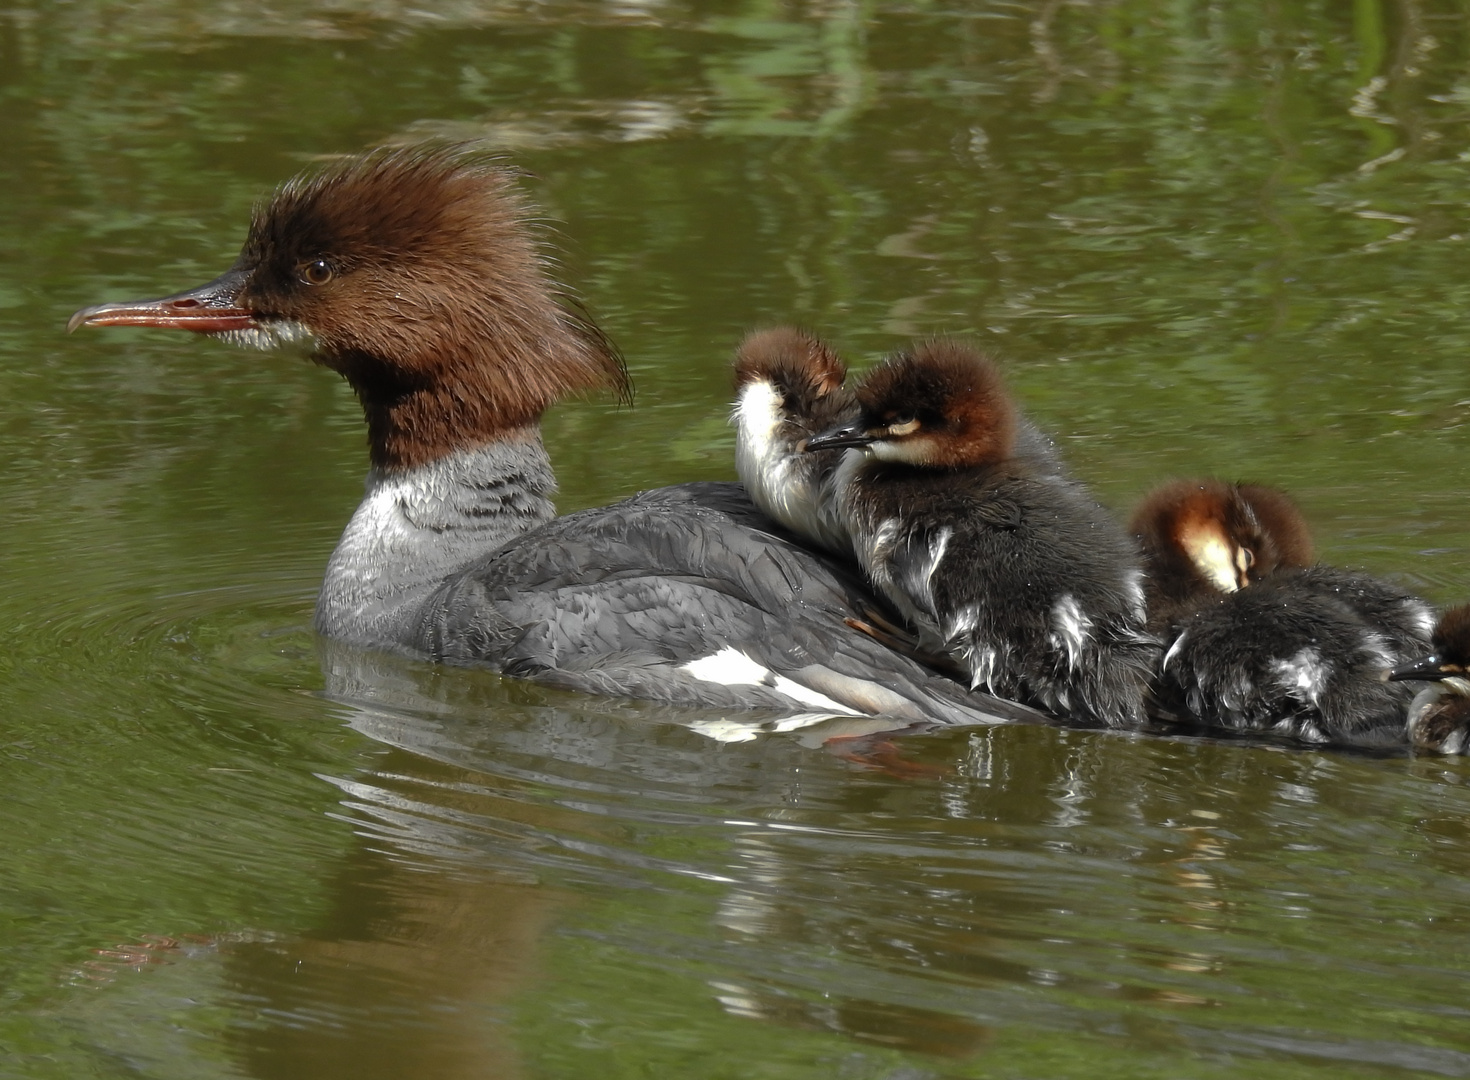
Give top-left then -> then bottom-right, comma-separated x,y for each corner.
8,0 -> 1470,1075
227,858 -> 556,1080
259,644 -> 1470,1073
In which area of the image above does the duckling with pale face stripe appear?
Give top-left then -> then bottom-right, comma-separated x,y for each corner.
806,340 -> 1159,728
1131,480 -> 1434,747
1131,479 -> 1316,631
1386,604 -> 1470,755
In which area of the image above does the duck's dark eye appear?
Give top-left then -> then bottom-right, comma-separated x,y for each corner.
300,260 -> 334,286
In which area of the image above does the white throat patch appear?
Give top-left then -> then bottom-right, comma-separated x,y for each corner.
213,319 -> 317,354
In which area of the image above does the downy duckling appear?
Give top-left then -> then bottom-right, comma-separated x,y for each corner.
805,340 -> 1159,728
1130,479 -> 1314,630
731,325 -> 1071,557
732,327 -> 857,556
1387,604 -> 1470,754
1132,479 -> 1434,746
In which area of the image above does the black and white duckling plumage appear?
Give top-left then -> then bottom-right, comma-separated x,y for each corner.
805,340 -> 1159,728
1131,479 -> 1434,747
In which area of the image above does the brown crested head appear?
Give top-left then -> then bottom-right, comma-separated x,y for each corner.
71,144 -> 628,471
1130,479 -> 1314,601
733,327 -> 846,398
846,339 -> 1017,468
732,326 -> 849,425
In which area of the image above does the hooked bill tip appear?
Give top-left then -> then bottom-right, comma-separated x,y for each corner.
66,304 -> 125,334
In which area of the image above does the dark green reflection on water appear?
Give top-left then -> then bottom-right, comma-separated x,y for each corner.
3,1 -> 1470,1077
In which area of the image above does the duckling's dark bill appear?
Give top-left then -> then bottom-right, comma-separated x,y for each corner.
68,271 -> 257,335
804,424 -> 874,451
1387,654 -> 1456,682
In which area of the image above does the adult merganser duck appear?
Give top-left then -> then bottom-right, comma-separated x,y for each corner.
731,327 -> 857,557
804,340 -> 1159,728
1386,604 -> 1470,754
68,145 -> 1043,729
1131,479 -> 1434,746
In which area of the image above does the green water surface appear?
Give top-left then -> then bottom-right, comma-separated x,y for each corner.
3,2 -> 1470,1077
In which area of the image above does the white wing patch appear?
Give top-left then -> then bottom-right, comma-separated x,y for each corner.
1048,594 -> 1093,671
898,526 -> 954,621
1270,647 -> 1328,705
684,648 -> 770,685
943,603 -> 980,646
861,519 -> 905,607
681,648 -> 861,715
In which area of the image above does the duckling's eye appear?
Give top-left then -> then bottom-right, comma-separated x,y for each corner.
300,260 -> 334,286
884,414 -> 920,437
1235,545 -> 1256,584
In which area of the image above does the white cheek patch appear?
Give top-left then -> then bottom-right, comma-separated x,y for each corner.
732,381 -> 782,456
1180,525 -> 1239,594
869,436 -> 936,465
733,380 -> 795,515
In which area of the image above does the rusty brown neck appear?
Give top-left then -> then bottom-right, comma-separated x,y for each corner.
321,347 -> 556,472
359,380 -> 545,473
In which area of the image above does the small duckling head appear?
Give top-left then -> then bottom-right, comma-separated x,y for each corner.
1387,604 -> 1470,688
1130,479 -> 1314,600
732,327 -> 849,437
804,340 -> 1017,469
